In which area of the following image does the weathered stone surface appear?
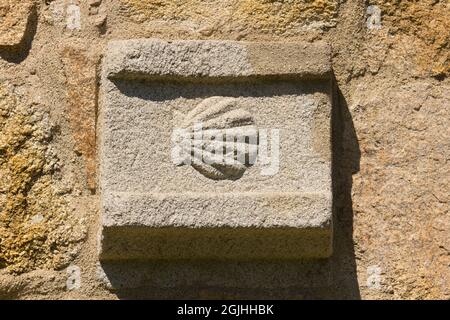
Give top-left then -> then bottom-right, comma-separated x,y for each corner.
0,0 -> 447,301
368,0 -> 449,77
119,0 -> 340,35
104,39 -> 331,79
0,0 -> 35,48
0,83 -> 86,273
62,46 -> 98,192
100,39 -> 333,260
350,78 -> 450,299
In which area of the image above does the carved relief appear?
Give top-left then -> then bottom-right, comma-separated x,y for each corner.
172,96 -> 258,180
100,40 -> 333,262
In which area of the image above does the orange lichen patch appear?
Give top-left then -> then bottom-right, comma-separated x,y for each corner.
62,47 -> 98,193
233,0 -> 340,32
0,84 -> 85,273
370,0 -> 450,77
119,0 -> 340,33
119,0 -> 213,22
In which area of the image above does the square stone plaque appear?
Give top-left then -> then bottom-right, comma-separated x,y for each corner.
99,39 -> 333,260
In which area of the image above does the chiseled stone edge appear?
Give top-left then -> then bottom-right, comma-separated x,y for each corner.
103,39 -> 332,80
100,192 -> 333,260
102,192 -> 332,229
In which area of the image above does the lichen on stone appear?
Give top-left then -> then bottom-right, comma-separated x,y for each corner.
0,0 -> 35,47
0,83 -> 85,274
119,0 -> 201,21
119,0 -> 341,34
233,0 -> 340,32
369,0 -> 449,77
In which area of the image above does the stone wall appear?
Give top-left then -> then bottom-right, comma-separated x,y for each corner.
0,0 -> 448,299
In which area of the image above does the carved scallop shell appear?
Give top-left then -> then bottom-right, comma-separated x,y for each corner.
173,97 -> 258,180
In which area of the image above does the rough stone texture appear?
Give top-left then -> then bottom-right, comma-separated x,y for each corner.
0,83 -> 86,274
0,0 -> 35,48
350,78 -> 450,299
369,0 -> 449,77
0,0 -> 448,299
100,40 -> 333,261
62,46 -> 98,192
119,0 -> 340,36
104,39 -> 331,79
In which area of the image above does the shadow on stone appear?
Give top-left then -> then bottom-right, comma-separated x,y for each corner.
323,77 -> 361,299
0,5 -> 38,64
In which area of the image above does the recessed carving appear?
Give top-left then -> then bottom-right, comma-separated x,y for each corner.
173,96 -> 258,180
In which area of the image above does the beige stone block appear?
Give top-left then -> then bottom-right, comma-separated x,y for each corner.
99,39 -> 333,260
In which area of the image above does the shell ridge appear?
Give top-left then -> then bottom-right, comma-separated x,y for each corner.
186,97 -> 237,127
175,97 -> 259,180
182,96 -> 232,127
